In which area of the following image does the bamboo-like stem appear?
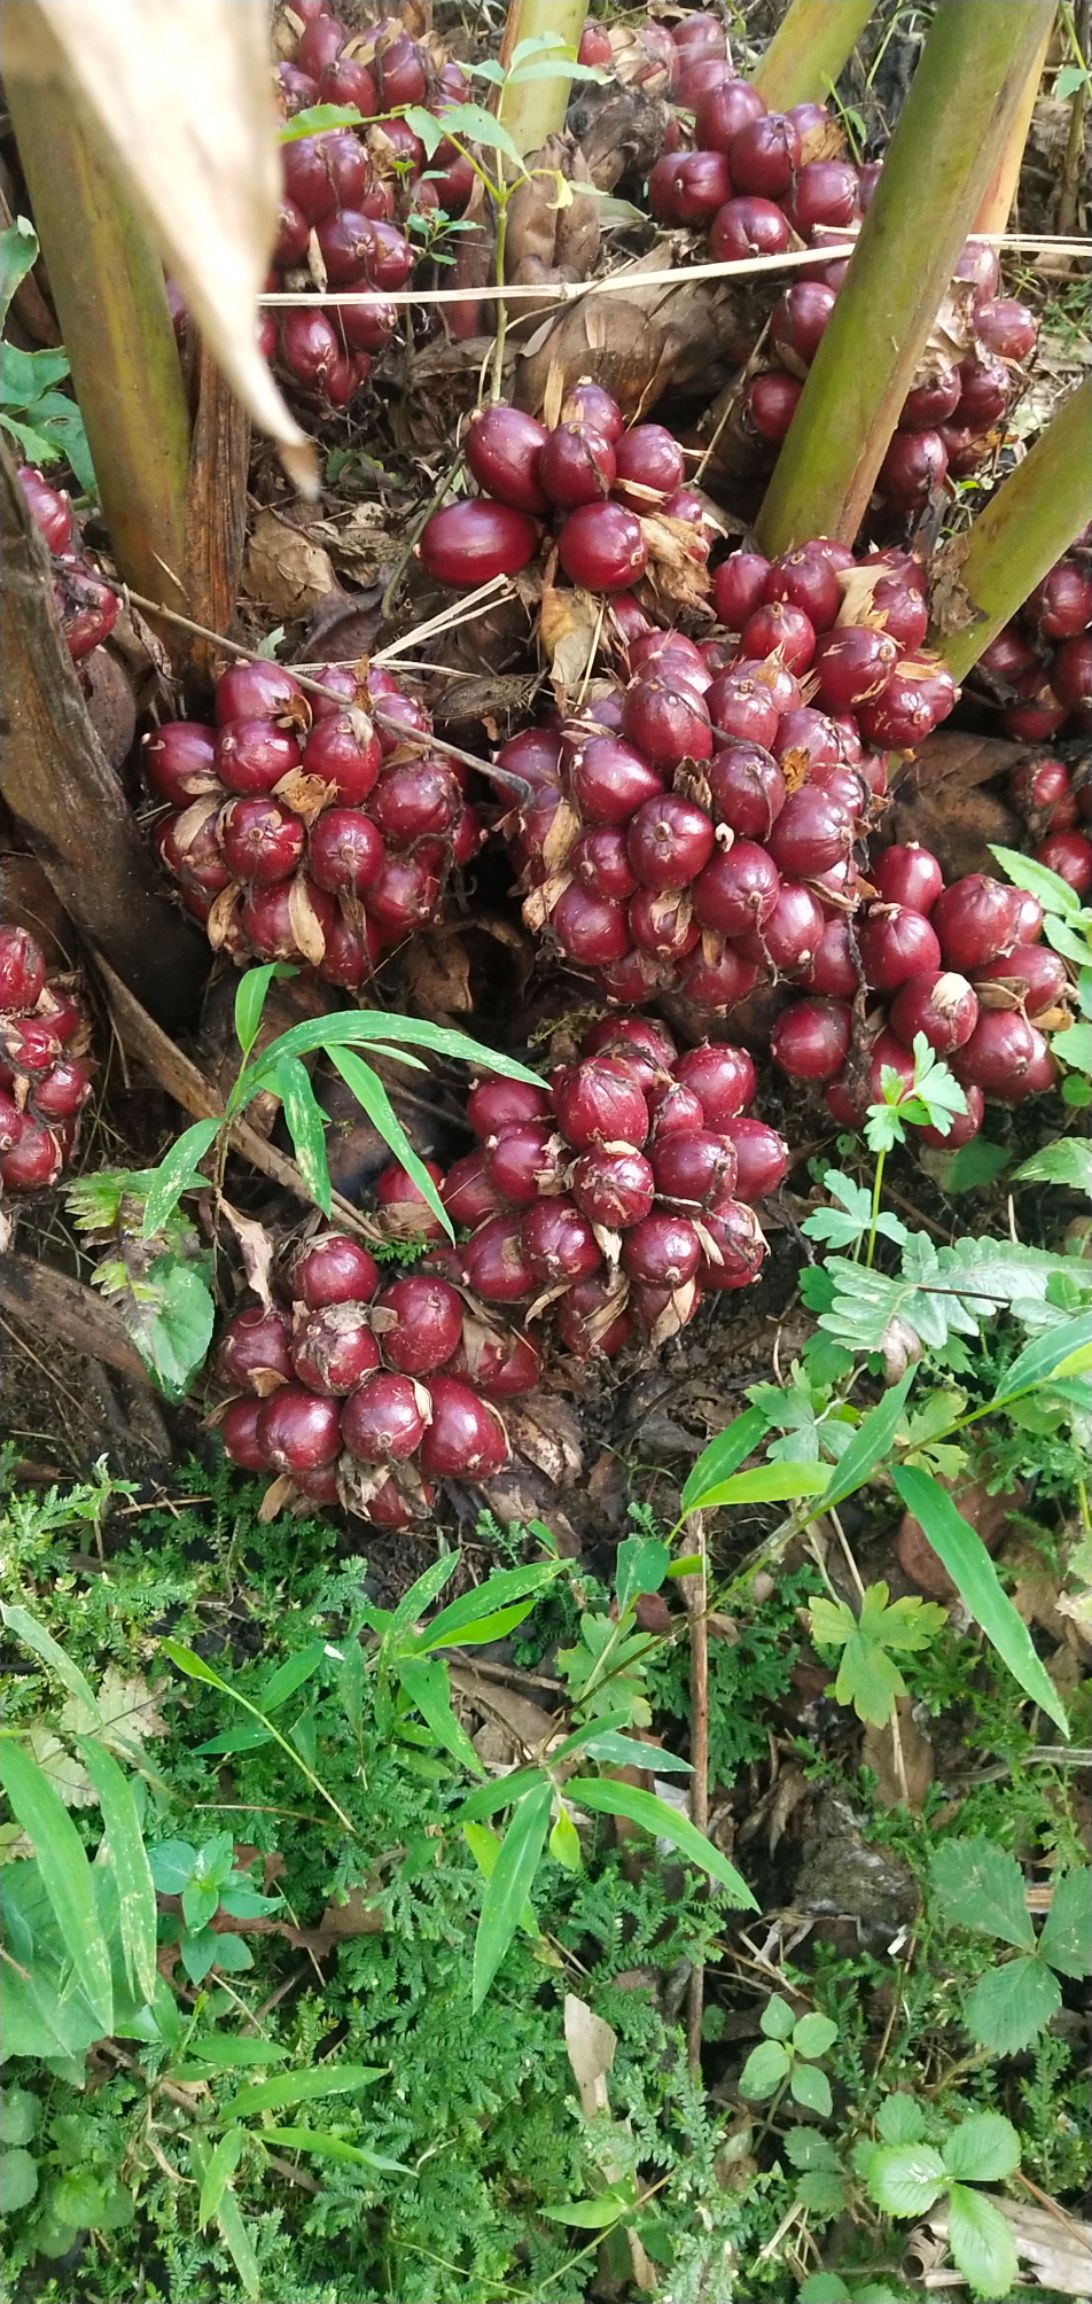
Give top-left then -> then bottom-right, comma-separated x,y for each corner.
7,73 -> 191,614
752,0 -> 877,110
755,0 -> 1058,556
497,0 -> 587,157
929,376 -> 1092,679
973,11 -> 1056,233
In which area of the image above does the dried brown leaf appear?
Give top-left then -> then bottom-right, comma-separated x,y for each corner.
245,508 -> 340,619
288,874 -> 329,966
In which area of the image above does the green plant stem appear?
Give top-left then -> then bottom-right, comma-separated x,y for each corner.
755,0 -> 1058,553
491,198 -> 511,404
497,0 -> 587,154
930,376 -> 1092,678
7,71 -> 190,616
865,1150 -> 888,1270
752,0 -> 877,109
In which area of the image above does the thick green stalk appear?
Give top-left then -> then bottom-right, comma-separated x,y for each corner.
752,0 -> 877,110
7,72 -> 191,613
973,11 -> 1056,232
497,0 -> 587,157
755,0 -> 1057,555
930,376 -> 1092,680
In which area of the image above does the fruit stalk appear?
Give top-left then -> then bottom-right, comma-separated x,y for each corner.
930,374 -> 1092,679
751,0 -> 877,111
7,65 -> 191,623
497,0 -> 588,156
755,0 -> 1058,553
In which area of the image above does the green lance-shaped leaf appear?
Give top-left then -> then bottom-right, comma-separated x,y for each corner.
566,1778 -> 756,1907
932,377 -> 1092,679
1,1605 -> 101,1722
892,1467 -> 1069,1733
219,2065 -> 385,2122
0,1741 -> 114,2032
472,1776 -> 553,2008
755,0 -> 1058,554
76,1739 -> 158,2006
752,0 -> 877,109
680,1405 -> 771,1514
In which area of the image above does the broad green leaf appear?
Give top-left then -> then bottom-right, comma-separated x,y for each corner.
401,104 -> 447,158
257,1644 -> 327,1715
539,2189 -> 634,2228
762,1994 -> 797,2040
614,1534 -> 671,1613
397,1655 -> 484,1777
876,2092 -> 927,2145
548,1803 -> 582,1872
929,1139 -> 1011,1194
138,1263 -> 215,1400
431,101 -> 526,176
0,2147 -> 38,2211
942,2112 -> 1020,2184
739,2038 -> 790,2099
0,343 -> 73,400
0,217 -> 39,332
415,1560 -> 562,1651
793,2012 -> 838,2060
0,1743 -> 113,2031
1044,915 -> 1092,968
472,1778 -> 552,2008
820,1368 -> 915,1510
680,1405 -> 774,1512
991,1310 -> 1092,1406
790,2060 -> 833,2117
930,1836 -> 1035,1950
161,1638 -> 232,1692
325,1046 -> 451,1240
579,1731 -> 691,1775
964,1954 -> 1061,2054
262,1055 -> 330,1214
198,2125 -> 244,2229
566,1778 -> 756,1906
990,845 -> 1081,917
215,2185 -> 260,2301
234,963 -> 293,1060
279,102 -> 364,141
798,2280 -> 853,2304
416,1602 -> 534,1649
1013,1138 -> 1092,1197
259,2126 -> 409,2174
695,1462 -> 829,1509
893,1468 -> 1069,1733
1039,1866 -> 1092,1978
388,1552 -> 460,1643
140,1118 -> 222,1237
77,1740 -> 158,2005
866,2142 -> 946,2217
220,2066 -> 385,2122
251,1007 -> 541,1084
171,2037 -> 289,2076
946,2181 -> 1019,2304
0,1606 -> 101,1723
0,2088 -> 39,2145
461,1819 -> 539,1936
459,1766 -> 544,1823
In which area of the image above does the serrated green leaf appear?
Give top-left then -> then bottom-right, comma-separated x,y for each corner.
990,844 -> 1082,916
866,2142 -> 946,2216
942,2112 -> 1020,2184
1039,1866 -> 1092,1978
762,1993 -> 797,2039
1013,1138 -> 1092,1197
964,1954 -> 1061,2054
0,1743 -> 113,2032
0,2146 -> 39,2211
930,1836 -> 1035,1949
566,1778 -> 756,1905
739,2037 -> 791,2099
946,2181 -> 1019,2303
472,1779 -> 552,2008
893,1469 -> 1069,1733
876,2092 -> 927,2145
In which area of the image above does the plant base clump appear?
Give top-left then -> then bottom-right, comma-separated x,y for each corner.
0,924 -> 93,1197
144,659 -> 480,988
216,1225 -> 528,1521
373,1012 -> 786,1356
979,528 -> 1092,748
496,534 -> 956,1012
17,463 -> 119,663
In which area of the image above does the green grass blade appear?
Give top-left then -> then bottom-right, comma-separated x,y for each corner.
0,1741 -> 114,2031
892,1467 -> 1069,1733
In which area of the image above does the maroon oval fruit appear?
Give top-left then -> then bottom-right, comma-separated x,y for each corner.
707,672 -> 782,750
770,280 -> 837,370
375,1274 -> 464,1374
220,1397 -> 268,1472
466,1077 -> 550,1139
568,736 -> 663,826
731,110 -> 801,196
722,1116 -> 789,1199
0,1120 -> 62,1193
463,1213 -> 536,1302
571,1147 -> 656,1229
342,1370 -> 429,1463
932,875 -> 1023,972
1011,758 -> 1077,831
803,915 -> 860,998
367,856 -> 442,936
771,997 -> 852,1080
764,545 -> 842,634
956,353 -> 1012,429
218,797 -> 305,885
889,969 -> 979,1053
740,880 -> 826,973
710,197 -> 791,263
877,429 -> 948,509
647,1082 -> 707,1136
621,678 -> 712,770
900,361 -> 962,429
625,794 -> 715,890
143,721 -> 219,807
629,889 -> 698,961
292,1234 -> 380,1309
419,499 -> 539,588
553,1056 -> 649,1150
464,405 -> 549,513
440,1151 -> 500,1230
714,552 -> 772,628
18,464 -> 74,553
650,1128 -> 738,1211
572,827 -> 639,903
419,1376 -> 509,1478
484,1121 -> 565,1206
217,1304 -> 294,1393
698,1200 -> 767,1289
978,624 -> 1040,689
785,158 -> 859,235
621,1212 -> 700,1288
859,904 -> 943,992
675,1042 -> 756,1124
259,1384 -> 342,1474
872,843 -> 944,914
556,1274 -> 631,1359
0,926 -> 47,1015
374,1159 -> 447,1241
1036,830 -> 1092,895
767,786 -> 853,879
811,627 -> 898,712
583,1013 -> 677,1077
371,758 -> 459,847
447,1325 -> 541,1400
612,424 -> 686,511
520,1197 -> 601,1285
706,743 -> 785,837
1030,562 -> 1092,641
558,502 -> 649,592
215,718 -> 301,797
867,571 -> 929,650
953,1009 -> 1037,1097
539,421 -> 617,509
291,1306 -> 381,1395
32,1058 -> 91,1122
696,78 -> 766,154
1045,636 -> 1092,713
973,944 -> 1069,1018
553,882 -> 632,966
746,371 -> 802,443
307,808 -> 384,896
692,843 -> 781,938
665,147 -> 734,224
974,297 -> 1038,363
741,599 -> 816,673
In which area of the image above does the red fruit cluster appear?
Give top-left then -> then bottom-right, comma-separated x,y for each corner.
217,1225 -> 522,1520
644,58 -> 1036,517
268,3 -> 471,407
418,382 -> 718,597
580,10 -> 728,104
372,1014 -> 786,1358
505,540 -> 957,1010
981,532 -> 1092,746
0,924 -> 92,1197
17,465 -> 119,664
1005,751 -> 1092,898
770,844 -> 1064,1139
144,658 -> 480,985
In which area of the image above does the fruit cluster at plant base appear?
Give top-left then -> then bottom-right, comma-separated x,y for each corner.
144,658 -> 480,986
770,844 -> 1067,1141
372,1013 -> 787,1357
418,380 -> 720,600
979,532 -> 1092,748
1005,750 -> 1092,897
216,1225 -> 524,1521
0,924 -> 92,1197
17,463 -> 119,663
502,539 -> 957,1009
269,2 -> 472,406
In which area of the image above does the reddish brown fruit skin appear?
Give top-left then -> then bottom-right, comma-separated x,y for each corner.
220,1398 -> 268,1473
771,997 -> 852,1081
419,1377 -> 509,1477
441,1151 -> 501,1230
572,1148 -> 656,1229
463,1214 -> 536,1303
217,1305 -> 294,1392
675,1044 -> 756,1125
1036,831 -> 1092,895
464,405 -> 549,514
919,1082 -> 985,1150
692,842 -> 781,939
713,552 -> 771,628
557,502 -> 649,593
0,927 -> 48,1014
342,1371 -> 428,1463
872,844 -> 944,914
859,906 -> 943,993
973,944 -> 1068,1018
889,970 -> 980,1054
374,1160 -> 446,1240
722,1117 -> 789,1199
557,1276 -> 631,1359
932,876 -> 1023,973
621,1211 -> 701,1288
553,1057 -> 650,1151
484,1122 -> 566,1207
539,423 -> 617,509
467,1078 -> 551,1139
259,1385 -> 343,1473
650,1129 -> 738,1211
292,1235 -> 380,1309
698,1201 -> 766,1289
375,1275 -> 464,1375
521,1197 -> 602,1284
290,1308 -> 382,1396
419,499 -> 539,588
953,1009 -> 1037,1098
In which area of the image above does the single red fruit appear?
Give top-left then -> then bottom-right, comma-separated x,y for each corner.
953,1009 -> 1037,1098
722,1116 -> 789,1199
463,1213 -> 536,1302
695,79 -> 767,155
692,843 -> 781,938
539,421 -> 617,509
714,552 -> 772,628
767,786 -> 854,879
859,904 -> 943,992
0,926 -> 48,1015
746,371 -> 802,443
1036,830 -> 1092,895
419,1377 -> 509,1478
919,1082 -> 985,1149
622,1212 -> 701,1288
143,721 -> 218,807
650,1128 -> 738,1211
215,718 -> 301,797
710,197 -> 792,263
467,1077 -> 550,1140
484,1121 -> 566,1206
557,502 -> 649,592
698,1200 -> 767,1289
561,381 -> 625,442
553,883 -> 633,966
571,1147 -> 656,1229
374,1159 -> 447,1240
259,1385 -> 342,1474
307,808 -> 384,897
675,1043 -> 756,1124
342,1371 -> 429,1463
220,1398 -> 269,1473
419,499 -> 539,588
771,997 -> 852,1081
291,1307 -> 381,1396
568,736 -> 663,825
932,875 -> 1023,972
889,969 -> 979,1053
803,915 -> 860,998
872,843 -> 944,914
553,1056 -> 649,1151
973,944 -> 1068,1019
292,1234 -> 380,1309
613,424 -> 686,510
375,1275 -> 464,1375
